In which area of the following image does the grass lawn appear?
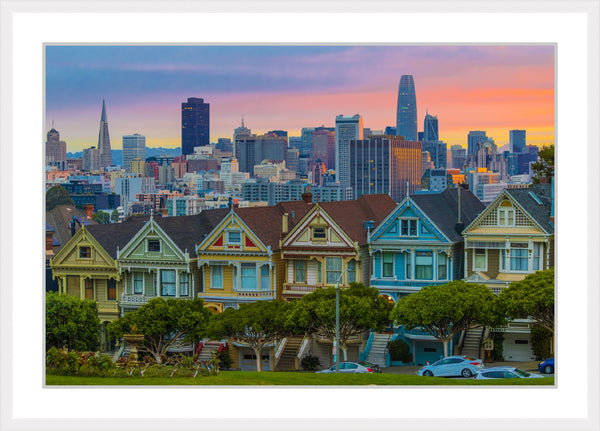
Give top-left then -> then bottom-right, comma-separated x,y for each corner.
46,372 -> 554,386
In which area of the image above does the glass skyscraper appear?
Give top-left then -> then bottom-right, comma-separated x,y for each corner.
181,97 -> 210,156
396,75 -> 418,141
509,129 -> 526,154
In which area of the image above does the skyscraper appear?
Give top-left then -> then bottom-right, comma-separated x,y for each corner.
182,97 -> 210,156
396,75 -> 418,141
467,131 -> 488,158
423,112 -> 439,142
349,136 -> 421,202
98,100 -> 112,168
45,127 -> 67,169
335,114 -> 363,193
122,133 -> 146,172
235,133 -> 287,176
509,129 -> 526,154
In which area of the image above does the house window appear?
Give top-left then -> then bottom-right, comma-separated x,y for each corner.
85,279 -> 94,299
498,201 -> 515,226
312,226 -> 327,240
232,266 -> 238,290
316,260 -> 322,284
438,253 -> 448,280
401,219 -> 417,236
415,251 -> 433,280
227,231 -> 241,244
383,253 -> 394,278
79,246 -> 91,258
533,243 -> 542,271
260,265 -> 270,290
133,272 -> 144,294
148,239 -> 161,252
241,263 -> 257,290
211,266 -> 223,289
326,257 -> 342,284
510,244 -> 529,271
294,260 -> 306,283
474,248 -> 487,271
107,279 -> 117,301
161,270 -> 176,296
347,260 -> 356,283
180,272 -> 190,296
405,252 -> 412,279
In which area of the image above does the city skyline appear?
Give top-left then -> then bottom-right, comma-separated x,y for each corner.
45,45 -> 555,152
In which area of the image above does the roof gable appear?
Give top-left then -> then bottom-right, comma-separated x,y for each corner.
50,226 -> 115,268
197,210 -> 269,254
118,217 -> 188,262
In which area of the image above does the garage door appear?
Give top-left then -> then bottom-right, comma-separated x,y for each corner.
240,348 -> 271,371
503,333 -> 535,361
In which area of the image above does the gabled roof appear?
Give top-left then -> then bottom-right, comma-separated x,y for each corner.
316,194 -> 397,246
505,183 -> 554,234
46,204 -> 97,252
85,217 -> 148,259
410,188 -> 485,242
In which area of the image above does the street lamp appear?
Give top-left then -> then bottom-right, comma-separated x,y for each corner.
334,269 -> 347,373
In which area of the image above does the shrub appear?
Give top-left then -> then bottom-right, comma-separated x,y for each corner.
489,332 -> 505,361
215,350 -> 233,370
301,354 -> 321,371
387,339 -> 412,363
530,325 -> 552,360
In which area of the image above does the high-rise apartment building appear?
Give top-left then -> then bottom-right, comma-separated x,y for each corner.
129,158 -> 146,176
83,146 -> 100,171
349,136 -> 421,202
235,133 -> 288,176
181,97 -> 210,156
509,129 -> 526,154
97,100 -> 112,169
396,75 -> 418,141
45,127 -> 67,169
335,114 -> 363,192
122,133 -> 146,172
312,128 -> 336,170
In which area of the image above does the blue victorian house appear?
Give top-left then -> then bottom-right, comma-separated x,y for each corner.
368,187 -> 484,365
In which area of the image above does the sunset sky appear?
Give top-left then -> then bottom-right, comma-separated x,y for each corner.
45,45 -> 555,152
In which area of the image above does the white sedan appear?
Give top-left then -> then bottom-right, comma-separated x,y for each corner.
474,366 -> 545,380
418,356 -> 484,378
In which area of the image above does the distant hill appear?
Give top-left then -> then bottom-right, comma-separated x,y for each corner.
67,147 -> 182,167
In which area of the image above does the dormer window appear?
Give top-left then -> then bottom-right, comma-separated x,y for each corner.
400,219 -> 417,236
312,226 -> 327,241
147,239 -> 161,252
498,201 -> 515,226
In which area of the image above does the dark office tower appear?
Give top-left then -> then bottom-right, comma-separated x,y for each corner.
423,112 -> 439,142
349,136 -> 421,202
509,129 -> 526,154
181,97 -> 210,156
396,75 -> 418,141
97,100 -> 112,168
467,131 -> 488,157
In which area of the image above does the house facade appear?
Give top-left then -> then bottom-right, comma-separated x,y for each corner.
462,182 -> 554,361
368,187 -> 485,365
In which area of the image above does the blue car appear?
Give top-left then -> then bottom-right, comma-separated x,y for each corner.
538,357 -> 555,374
418,355 -> 484,378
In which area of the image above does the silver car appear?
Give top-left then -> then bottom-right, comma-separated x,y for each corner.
474,366 -> 545,379
317,361 -> 376,373
418,356 -> 484,378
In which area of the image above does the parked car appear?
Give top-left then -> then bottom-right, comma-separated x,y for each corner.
474,366 -> 545,380
538,357 -> 555,374
317,361 -> 378,373
418,356 -> 484,378
358,360 -> 382,373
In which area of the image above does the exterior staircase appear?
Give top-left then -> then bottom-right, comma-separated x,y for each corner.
275,337 -> 304,371
461,325 -> 485,359
196,341 -> 221,363
366,333 -> 392,367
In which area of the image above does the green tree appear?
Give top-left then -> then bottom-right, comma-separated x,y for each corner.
107,298 -> 212,364
46,292 -> 100,351
110,209 -> 119,223
208,300 -> 295,372
531,144 -> 554,184
288,282 -> 393,361
390,281 -> 497,357
46,185 -> 74,211
93,210 -> 111,224
496,268 -> 554,334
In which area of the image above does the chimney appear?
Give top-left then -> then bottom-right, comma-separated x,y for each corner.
282,213 -> 289,234
84,204 -> 94,219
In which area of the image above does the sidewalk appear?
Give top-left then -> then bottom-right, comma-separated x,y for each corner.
381,360 -> 540,375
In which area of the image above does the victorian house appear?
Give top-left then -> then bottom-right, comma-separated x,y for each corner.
462,182 -> 554,361
368,187 -> 485,365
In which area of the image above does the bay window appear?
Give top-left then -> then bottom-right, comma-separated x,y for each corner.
415,251 -> 433,280
260,265 -> 270,290
326,257 -> 342,284
438,253 -> 448,280
133,272 -> 144,294
347,260 -> 356,283
510,243 -> 529,271
383,252 -> 394,278
211,265 -> 223,289
474,248 -> 487,271
180,272 -> 190,296
241,263 -> 257,290
294,260 -> 306,283
160,270 -> 176,296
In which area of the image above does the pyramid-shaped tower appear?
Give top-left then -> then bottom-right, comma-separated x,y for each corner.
98,99 -> 112,168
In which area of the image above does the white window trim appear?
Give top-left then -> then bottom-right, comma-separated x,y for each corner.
400,219 -> 419,237
473,248 -> 488,272
497,206 -> 516,227
133,271 -> 145,295
146,238 -> 161,253
225,229 -> 243,248
382,252 -> 395,279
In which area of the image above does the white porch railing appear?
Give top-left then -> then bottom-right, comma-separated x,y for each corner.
273,338 -> 288,369
296,337 -> 310,360
120,294 -> 193,306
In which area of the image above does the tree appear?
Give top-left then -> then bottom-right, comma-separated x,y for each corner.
288,282 -> 393,361
208,300 -> 295,372
531,144 -> 554,184
46,292 -> 100,351
107,298 -> 212,364
110,209 -> 119,223
390,281 -> 497,358
496,268 -> 554,334
93,210 -> 111,224
46,185 -> 74,210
